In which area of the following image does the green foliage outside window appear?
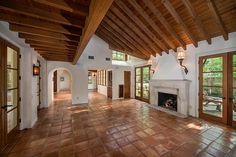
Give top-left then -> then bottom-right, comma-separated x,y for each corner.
112,51 -> 126,61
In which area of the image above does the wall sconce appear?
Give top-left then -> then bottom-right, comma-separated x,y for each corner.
147,58 -> 156,73
177,51 -> 188,74
33,64 -> 39,76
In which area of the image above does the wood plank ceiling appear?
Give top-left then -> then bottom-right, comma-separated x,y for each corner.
0,0 -> 114,63
0,0 -> 91,62
96,0 -> 236,60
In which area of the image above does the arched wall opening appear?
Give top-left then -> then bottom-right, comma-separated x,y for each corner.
48,68 -> 73,105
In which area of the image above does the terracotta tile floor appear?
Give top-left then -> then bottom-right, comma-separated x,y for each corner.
7,91 -> 236,157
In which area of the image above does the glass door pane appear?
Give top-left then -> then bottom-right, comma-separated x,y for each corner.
202,57 -> 223,117
7,46 -> 19,134
135,68 -> 141,97
142,67 -> 150,100
232,55 -> 236,121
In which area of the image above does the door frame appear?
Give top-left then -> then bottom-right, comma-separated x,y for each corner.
199,53 -> 228,124
0,37 -> 20,153
135,65 -> 151,103
228,52 -> 236,127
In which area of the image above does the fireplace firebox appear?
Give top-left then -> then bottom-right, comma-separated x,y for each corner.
158,92 -> 177,111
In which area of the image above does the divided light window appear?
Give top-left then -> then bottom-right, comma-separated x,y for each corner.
112,51 -> 127,61
97,70 -> 106,86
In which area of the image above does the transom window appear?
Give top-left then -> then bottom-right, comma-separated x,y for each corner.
112,51 -> 127,61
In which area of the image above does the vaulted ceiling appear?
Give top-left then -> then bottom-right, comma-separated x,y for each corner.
0,0 -> 235,62
96,0 -> 236,60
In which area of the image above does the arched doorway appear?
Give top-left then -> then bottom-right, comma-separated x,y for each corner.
48,68 -> 72,105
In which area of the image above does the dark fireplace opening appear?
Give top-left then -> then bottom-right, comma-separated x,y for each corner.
158,92 -> 177,111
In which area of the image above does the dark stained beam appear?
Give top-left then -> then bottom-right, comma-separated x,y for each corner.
129,0 -> 176,50
162,0 -> 198,47
72,0 -> 114,64
19,33 -> 78,46
33,0 -> 89,16
0,0 -> 84,28
0,12 -> 81,36
206,0 -> 228,40
10,24 -> 80,42
145,0 -> 186,49
182,0 -> 211,44
115,0 -> 168,52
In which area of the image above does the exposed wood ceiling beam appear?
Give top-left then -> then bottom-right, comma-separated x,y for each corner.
106,10 -> 156,56
0,12 -> 81,36
98,26 -> 145,57
0,0 -> 84,28
96,31 -> 127,53
72,0 -> 114,64
129,0 -> 176,50
33,0 -> 89,16
97,31 -> 148,60
25,40 -> 77,50
25,40 -> 77,48
115,0 -> 168,52
145,0 -> 186,50
33,48 -> 75,53
110,6 -> 161,55
30,45 -> 76,51
162,0 -> 198,47
9,24 -> 80,42
100,22 -> 141,55
182,0 -> 211,44
42,55 -> 73,62
206,0 -> 228,40
97,27 -> 135,54
102,18 -> 149,58
19,33 -> 78,46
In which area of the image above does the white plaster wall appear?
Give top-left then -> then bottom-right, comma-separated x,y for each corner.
57,70 -> 71,91
79,35 -> 113,70
47,61 -> 88,106
152,32 -> 236,117
98,85 -> 107,96
112,65 -> 132,100
0,22 -> 47,129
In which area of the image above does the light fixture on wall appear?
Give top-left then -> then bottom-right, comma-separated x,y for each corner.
33,64 -> 39,76
177,51 -> 188,74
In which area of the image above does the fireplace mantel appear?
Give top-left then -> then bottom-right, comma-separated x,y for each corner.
149,79 -> 191,118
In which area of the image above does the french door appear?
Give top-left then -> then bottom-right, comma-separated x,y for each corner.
199,52 -> 236,126
135,66 -> 150,102
0,38 -> 20,152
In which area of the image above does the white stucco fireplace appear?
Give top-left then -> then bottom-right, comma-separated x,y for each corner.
149,79 -> 191,118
